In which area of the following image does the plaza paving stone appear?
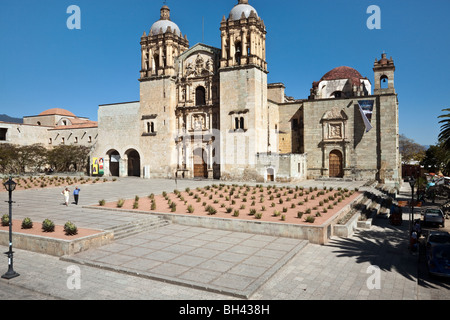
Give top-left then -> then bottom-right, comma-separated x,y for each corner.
0,177 -> 448,301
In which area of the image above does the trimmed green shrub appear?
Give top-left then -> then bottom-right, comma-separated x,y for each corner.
42,219 -> 55,233
99,199 -> 106,206
117,199 -> 125,208
21,217 -> 33,229
64,221 -> 78,236
1,214 -> 9,227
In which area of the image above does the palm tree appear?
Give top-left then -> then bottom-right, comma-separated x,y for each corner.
438,108 -> 450,150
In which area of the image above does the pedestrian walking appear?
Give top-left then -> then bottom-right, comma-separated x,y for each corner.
73,187 -> 80,205
62,188 -> 70,206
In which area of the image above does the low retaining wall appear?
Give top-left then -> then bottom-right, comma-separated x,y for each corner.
0,230 -> 114,257
147,193 -> 365,245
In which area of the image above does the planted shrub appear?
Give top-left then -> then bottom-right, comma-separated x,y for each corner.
207,206 -> 217,215
297,212 -> 304,219
1,214 -> 9,227
305,215 -> 315,223
249,208 -> 256,216
99,199 -> 106,206
255,213 -> 263,219
151,201 -> 156,210
42,219 -> 55,232
170,203 -> 177,212
226,207 -> 233,213
64,221 -> 78,236
187,205 -> 194,213
233,210 -> 240,217
117,199 -> 125,208
21,217 -> 33,229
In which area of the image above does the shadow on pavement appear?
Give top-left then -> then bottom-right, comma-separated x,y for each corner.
327,215 -> 418,281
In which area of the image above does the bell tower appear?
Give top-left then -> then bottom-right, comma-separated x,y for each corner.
218,0 -> 270,179
220,0 -> 267,71
373,53 -> 395,94
140,5 -> 189,79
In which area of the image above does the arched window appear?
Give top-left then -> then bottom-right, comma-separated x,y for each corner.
331,91 -> 344,99
154,53 -> 160,72
235,42 -> 242,65
380,75 -> 388,89
196,86 -> 206,106
240,117 -> 245,130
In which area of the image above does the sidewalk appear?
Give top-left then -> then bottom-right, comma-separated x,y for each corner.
0,178 -> 448,300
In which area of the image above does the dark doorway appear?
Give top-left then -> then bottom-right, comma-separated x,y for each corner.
127,150 -> 141,177
108,150 -> 120,177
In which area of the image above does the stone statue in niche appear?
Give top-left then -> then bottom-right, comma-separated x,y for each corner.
192,114 -> 205,131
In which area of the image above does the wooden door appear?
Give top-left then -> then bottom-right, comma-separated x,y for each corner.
329,150 -> 343,178
193,149 -> 207,178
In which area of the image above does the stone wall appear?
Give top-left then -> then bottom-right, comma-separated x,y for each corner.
219,66 -> 270,180
302,93 -> 400,184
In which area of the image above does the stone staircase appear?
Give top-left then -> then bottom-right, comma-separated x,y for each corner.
107,216 -> 170,240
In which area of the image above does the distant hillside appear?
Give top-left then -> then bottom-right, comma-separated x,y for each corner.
0,114 -> 22,124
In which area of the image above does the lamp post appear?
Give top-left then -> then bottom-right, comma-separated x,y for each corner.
2,177 -> 19,280
409,176 -> 416,234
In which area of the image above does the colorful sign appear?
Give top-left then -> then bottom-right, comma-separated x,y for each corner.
99,158 -> 104,175
92,158 -> 99,175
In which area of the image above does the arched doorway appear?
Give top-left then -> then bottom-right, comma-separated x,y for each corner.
193,148 -> 207,178
329,150 -> 344,178
108,150 -> 120,177
126,149 -> 141,177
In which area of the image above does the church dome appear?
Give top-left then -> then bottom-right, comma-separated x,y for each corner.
229,0 -> 259,20
150,5 -> 182,36
39,108 -> 76,117
320,66 -> 364,86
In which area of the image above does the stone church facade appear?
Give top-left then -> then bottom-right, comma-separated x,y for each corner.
93,0 -> 401,185
1,0 -> 400,185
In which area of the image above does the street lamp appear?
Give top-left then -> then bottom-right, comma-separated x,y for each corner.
2,177 -> 19,280
409,176 -> 416,234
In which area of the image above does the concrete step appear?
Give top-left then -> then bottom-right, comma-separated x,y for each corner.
107,216 -> 170,240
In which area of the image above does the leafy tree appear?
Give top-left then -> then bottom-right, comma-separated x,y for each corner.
0,144 -> 19,174
421,143 -> 450,175
438,108 -> 450,151
399,134 -> 426,165
47,145 -> 90,172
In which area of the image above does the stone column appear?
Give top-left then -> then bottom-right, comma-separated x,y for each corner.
119,157 -> 128,178
103,155 -> 110,177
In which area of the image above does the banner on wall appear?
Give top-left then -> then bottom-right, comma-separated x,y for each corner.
358,100 -> 374,133
98,158 -> 104,175
92,158 -> 99,175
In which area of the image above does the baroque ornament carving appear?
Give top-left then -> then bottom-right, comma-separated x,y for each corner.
185,54 -> 214,78
322,107 -> 348,121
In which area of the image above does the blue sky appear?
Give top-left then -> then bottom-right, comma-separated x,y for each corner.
0,0 -> 449,146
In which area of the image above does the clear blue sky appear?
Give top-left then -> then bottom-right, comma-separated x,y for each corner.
1,0 -> 449,147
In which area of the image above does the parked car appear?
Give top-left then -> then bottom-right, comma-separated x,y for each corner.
427,244 -> 450,278
426,231 -> 450,251
423,208 -> 445,227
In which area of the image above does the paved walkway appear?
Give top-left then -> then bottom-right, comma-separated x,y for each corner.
0,177 -> 448,300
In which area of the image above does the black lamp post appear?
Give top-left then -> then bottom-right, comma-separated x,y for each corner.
409,176 -> 416,234
2,177 -> 19,280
